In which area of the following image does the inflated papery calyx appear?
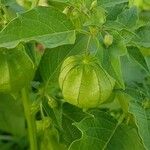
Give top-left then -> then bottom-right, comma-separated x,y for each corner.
59,55 -> 115,109
0,48 -> 34,93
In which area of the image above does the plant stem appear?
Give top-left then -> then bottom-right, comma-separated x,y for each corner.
21,88 -> 38,150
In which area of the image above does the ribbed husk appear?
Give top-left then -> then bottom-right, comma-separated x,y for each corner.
59,55 -> 115,108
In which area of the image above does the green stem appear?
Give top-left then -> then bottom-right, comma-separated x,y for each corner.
21,88 -> 38,150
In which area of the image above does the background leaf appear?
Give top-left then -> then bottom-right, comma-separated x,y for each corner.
117,7 -> 138,29
127,46 -> 149,73
102,34 -> 127,88
98,0 -> 128,7
0,94 -> 25,137
134,26 -> 150,48
129,100 -> 150,150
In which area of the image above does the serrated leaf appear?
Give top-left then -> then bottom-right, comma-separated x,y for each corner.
0,6 -> 75,49
69,110 -> 145,150
129,101 -> 150,150
127,46 -> 149,73
117,7 -> 138,29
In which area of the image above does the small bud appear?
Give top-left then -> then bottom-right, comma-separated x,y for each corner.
104,34 -> 113,47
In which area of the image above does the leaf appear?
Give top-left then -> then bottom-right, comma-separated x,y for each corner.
98,0 -> 128,7
103,37 -> 127,89
1,0 -> 24,14
134,26 -> 150,48
69,110 -> 145,150
41,96 -> 63,129
121,56 -> 146,84
117,7 -> 138,29
0,6 -> 75,49
1,0 -> 16,5
127,46 -> 149,73
0,142 -> 14,150
116,91 -> 129,113
84,6 -> 106,27
106,3 -> 125,21
120,29 -> 135,44
139,11 -> 150,26
129,101 -> 150,150
50,0 -> 68,3
62,103 -> 87,145
0,93 -> 25,137
104,21 -> 127,31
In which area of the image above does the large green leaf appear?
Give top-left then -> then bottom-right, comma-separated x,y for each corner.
0,94 -> 25,137
103,35 -> 127,88
117,7 -> 138,29
106,3 -> 125,21
129,101 -> 150,150
121,56 -> 146,84
69,110 -> 145,150
134,26 -> 150,48
127,46 -> 149,73
0,6 -> 75,49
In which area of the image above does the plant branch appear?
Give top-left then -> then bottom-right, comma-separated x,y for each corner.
21,88 -> 38,150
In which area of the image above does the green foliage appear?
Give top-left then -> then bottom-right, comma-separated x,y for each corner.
0,93 -> 25,137
0,0 -> 150,150
0,6 -> 75,48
